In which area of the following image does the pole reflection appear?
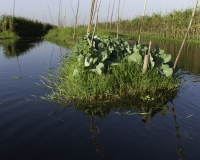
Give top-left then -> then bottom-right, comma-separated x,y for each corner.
89,117 -> 104,160
171,101 -> 187,160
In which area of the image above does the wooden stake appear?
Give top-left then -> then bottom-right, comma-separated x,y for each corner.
143,41 -> 151,73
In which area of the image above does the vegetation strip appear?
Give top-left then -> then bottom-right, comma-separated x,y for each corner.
0,15 -> 54,39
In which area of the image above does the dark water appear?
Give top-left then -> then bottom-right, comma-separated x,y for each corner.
0,39 -> 200,160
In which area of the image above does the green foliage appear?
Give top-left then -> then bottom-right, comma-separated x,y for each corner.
73,34 -> 134,75
40,59 -> 179,104
72,35 -> 177,77
39,36 -> 180,103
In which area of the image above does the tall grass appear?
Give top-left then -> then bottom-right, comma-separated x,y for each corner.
40,53 -> 180,104
107,8 -> 200,40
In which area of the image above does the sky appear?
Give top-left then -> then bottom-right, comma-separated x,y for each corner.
0,0 -> 198,26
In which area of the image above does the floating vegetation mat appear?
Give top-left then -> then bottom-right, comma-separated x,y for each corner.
40,34 -> 180,105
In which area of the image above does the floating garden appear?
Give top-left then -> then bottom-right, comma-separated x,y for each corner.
40,34 -> 180,105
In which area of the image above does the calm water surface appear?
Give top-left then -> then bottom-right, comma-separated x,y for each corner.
0,39 -> 200,160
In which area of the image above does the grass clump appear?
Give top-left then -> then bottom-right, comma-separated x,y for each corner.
40,34 -> 180,104
0,31 -> 19,39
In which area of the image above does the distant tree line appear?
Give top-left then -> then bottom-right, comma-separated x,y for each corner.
0,15 -> 54,37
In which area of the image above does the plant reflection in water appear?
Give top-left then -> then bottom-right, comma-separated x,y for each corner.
46,90 -> 187,159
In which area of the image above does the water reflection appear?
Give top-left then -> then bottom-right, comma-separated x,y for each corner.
0,38 -> 42,58
48,90 -> 185,159
171,102 -> 187,160
89,117 -> 104,160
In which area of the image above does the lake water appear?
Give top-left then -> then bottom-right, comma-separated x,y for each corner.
0,39 -> 200,160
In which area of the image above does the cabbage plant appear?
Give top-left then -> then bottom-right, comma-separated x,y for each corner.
72,34 -> 177,77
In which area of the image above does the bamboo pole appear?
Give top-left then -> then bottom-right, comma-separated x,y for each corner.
121,0 -> 125,18
92,1 -> 99,30
110,0 -> 115,29
106,0 -> 111,29
138,0 -> 148,43
58,0 -> 61,28
47,5 -> 54,25
117,0 -> 120,38
69,0 -> 76,18
83,15 -> 86,27
12,0 -> 15,31
173,0 -> 199,69
73,0 -> 80,39
87,0 -> 96,34
64,5 -> 66,28
60,0 -> 63,27
91,0 -> 101,45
